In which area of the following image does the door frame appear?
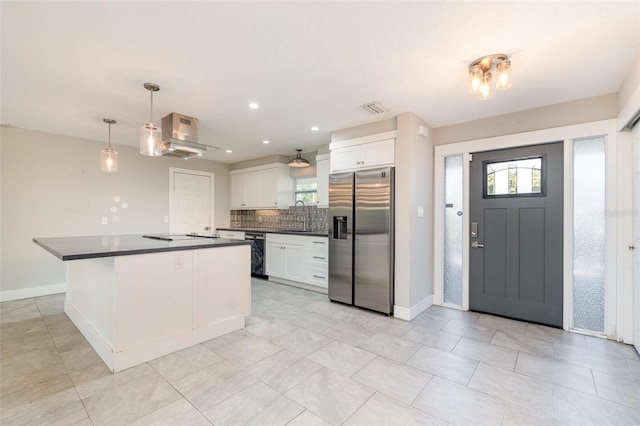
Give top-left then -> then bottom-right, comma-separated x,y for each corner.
168,167 -> 215,234
434,119 -> 630,339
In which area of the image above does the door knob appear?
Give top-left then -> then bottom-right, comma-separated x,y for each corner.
472,241 -> 484,248
204,226 -> 211,231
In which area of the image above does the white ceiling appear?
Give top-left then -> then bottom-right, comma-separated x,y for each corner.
2,1 -> 639,163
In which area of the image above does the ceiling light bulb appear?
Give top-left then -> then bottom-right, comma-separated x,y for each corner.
311,126 -> 319,131
225,149 -> 232,153
262,140 -> 270,144
249,102 -> 260,109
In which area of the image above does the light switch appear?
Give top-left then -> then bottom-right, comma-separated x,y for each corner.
101,217 -> 108,225
163,216 -> 169,224
417,206 -> 424,217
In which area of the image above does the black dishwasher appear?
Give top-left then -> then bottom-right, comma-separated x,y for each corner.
244,232 -> 266,278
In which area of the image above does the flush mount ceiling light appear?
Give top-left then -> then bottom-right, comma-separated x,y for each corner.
101,118 -> 118,173
248,102 -> 260,109
468,54 -> 512,100
140,83 -> 162,156
288,149 -> 310,168
310,126 -> 319,131
262,140 -> 270,144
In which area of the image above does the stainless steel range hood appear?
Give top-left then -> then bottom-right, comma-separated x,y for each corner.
161,113 -> 212,158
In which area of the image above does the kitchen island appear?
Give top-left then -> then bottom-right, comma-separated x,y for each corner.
33,234 -> 252,372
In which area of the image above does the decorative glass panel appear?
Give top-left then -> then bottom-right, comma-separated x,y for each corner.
444,155 -> 463,306
573,136 -> 606,332
485,157 -> 542,196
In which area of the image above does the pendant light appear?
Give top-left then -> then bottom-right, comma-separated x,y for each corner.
101,118 -> 118,173
288,149 -> 310,168
140,82 -> 162,156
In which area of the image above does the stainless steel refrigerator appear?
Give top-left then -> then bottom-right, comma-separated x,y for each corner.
328,167 -> 394,314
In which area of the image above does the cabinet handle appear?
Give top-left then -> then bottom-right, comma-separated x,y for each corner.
313,256 -> 325,260
312,241 -> 326,244
313,275 -> 326,279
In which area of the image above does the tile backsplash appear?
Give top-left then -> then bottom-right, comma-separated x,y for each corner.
230,206 -> 328,232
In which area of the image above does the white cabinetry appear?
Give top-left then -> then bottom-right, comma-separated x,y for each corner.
230,163 -> 290,209
316,153 -> 330,207
266,240 -> 305,282
266,233 -> 328,290
329,132 -> 396,173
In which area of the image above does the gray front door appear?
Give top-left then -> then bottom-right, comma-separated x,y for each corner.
470,143 -> 563,327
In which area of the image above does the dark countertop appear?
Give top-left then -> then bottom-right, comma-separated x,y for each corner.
217,227 -> 329,237
33,234 -> 252,261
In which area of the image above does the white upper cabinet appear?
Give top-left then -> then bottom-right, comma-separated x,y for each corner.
230,163 -> 290,209
329,135 -> 395,173
316,153 -> 330,207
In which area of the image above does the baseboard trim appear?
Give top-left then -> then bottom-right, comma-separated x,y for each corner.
268,276 -> 328,294
394,295 -> 433,321
0,283 -> 67,302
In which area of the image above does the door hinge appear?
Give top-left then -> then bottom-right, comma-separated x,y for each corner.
469,153 -> 473,162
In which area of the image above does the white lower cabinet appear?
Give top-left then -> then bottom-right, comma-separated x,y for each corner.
265,241 -> 304,281
266,233 -> 328,289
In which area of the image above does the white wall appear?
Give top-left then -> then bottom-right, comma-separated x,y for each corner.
395,113 -> 433,314
434,94 -> 618,146
0,127 -> 230,296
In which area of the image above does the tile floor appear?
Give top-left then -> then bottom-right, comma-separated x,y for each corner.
1,278 -> 640,425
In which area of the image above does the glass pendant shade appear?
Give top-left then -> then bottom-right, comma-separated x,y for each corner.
495,59 -> 512,90
140,83 -> 162,156
480,72 -> 492,100
101,148 -> 118,172
468,66 -> 483,95
140,123 -> 162,156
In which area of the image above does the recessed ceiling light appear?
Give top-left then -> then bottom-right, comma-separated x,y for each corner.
225,149 -> 232,153
311,126 -> 319,131
248,102 -> 260,109
262,140 -> 270,144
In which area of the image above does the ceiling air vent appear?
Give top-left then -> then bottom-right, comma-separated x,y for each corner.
361,101 -> 389,115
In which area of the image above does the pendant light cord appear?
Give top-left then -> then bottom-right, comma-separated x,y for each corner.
149,89 -> 154,124
108,122 -> 112,150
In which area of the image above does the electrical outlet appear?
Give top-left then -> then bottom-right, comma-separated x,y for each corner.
101,217 -> 108,225
174,253 -> 183,269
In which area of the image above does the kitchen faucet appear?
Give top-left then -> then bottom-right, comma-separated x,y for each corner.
295,200 -> 307,231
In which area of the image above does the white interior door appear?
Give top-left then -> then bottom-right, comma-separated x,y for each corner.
169,168 -> 214,235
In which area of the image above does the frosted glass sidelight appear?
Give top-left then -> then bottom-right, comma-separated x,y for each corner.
443,155 -> 464,305
573,136 -> 606,332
